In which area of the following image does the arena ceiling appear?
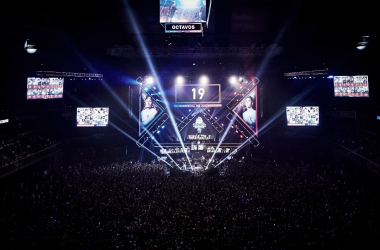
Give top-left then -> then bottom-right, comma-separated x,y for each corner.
0,0 -> 378,98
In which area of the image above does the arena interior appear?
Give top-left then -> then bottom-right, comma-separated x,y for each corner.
1,0 -> 379,249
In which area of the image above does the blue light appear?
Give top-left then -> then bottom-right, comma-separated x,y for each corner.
144,87 -> 148,91
189,109 -> 192,112
327,75 -> 334,79
162,125 -> 165,129
157,131 -> 160,134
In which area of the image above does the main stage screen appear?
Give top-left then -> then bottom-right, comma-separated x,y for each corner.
136,75 -> 260,168
334,75 -> 369,97
27,77 -> 64,99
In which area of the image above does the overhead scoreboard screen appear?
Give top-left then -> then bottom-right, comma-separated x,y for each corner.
334,75 -> 369,97
160,0 -> 210,24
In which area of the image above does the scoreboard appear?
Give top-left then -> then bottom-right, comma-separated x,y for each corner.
175,84 -> 221,104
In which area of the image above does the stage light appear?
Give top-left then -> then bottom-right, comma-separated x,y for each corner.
146,76 -> 154,84
157,131 -> 160,134
162,126 -> 165,129
24,39 -> 37,54
229,76 -> 237,84
357,36 -> 369,50
176,76 -> 185,84
199,75 -> 209,84
215,116 -> 217,119
189,109 -> 192,112
327,75 -> 333,79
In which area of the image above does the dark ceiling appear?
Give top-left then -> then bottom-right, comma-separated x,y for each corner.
2,0 -> 378,51
0,0 -> 379,106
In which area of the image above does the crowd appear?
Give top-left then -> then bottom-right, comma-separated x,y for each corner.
1,158 -> 379,249
337,129 -> 380,165
0,133 -> 60,167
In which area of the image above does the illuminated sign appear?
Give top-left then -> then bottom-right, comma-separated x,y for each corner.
175,84 -> 221,104
165,23 -> 203,33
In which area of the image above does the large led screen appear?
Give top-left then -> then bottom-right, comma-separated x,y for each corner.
27,77 -> 64,99
334,75 -> 369,97
136,77 -> 261,154
77,107 -> 109,127
286,106 -> 319,126
160,0 -> 208,23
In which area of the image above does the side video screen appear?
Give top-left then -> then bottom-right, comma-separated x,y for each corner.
27,77 -> 64,99
334,75 -> 369,97
286,106 -> 319,126
77,107 -> 109,127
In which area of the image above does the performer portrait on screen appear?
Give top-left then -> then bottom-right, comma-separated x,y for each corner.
167,1 -> 178,22
141,95 -> 158,126
242,95 -> 256,130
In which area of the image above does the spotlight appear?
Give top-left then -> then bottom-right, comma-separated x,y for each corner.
199,75 -> 209,84
24,39 -> 37,54
176,76 -> 185,84
357,36 -> 369,50
229,76 -> 237,84
146,76 -> 154,84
